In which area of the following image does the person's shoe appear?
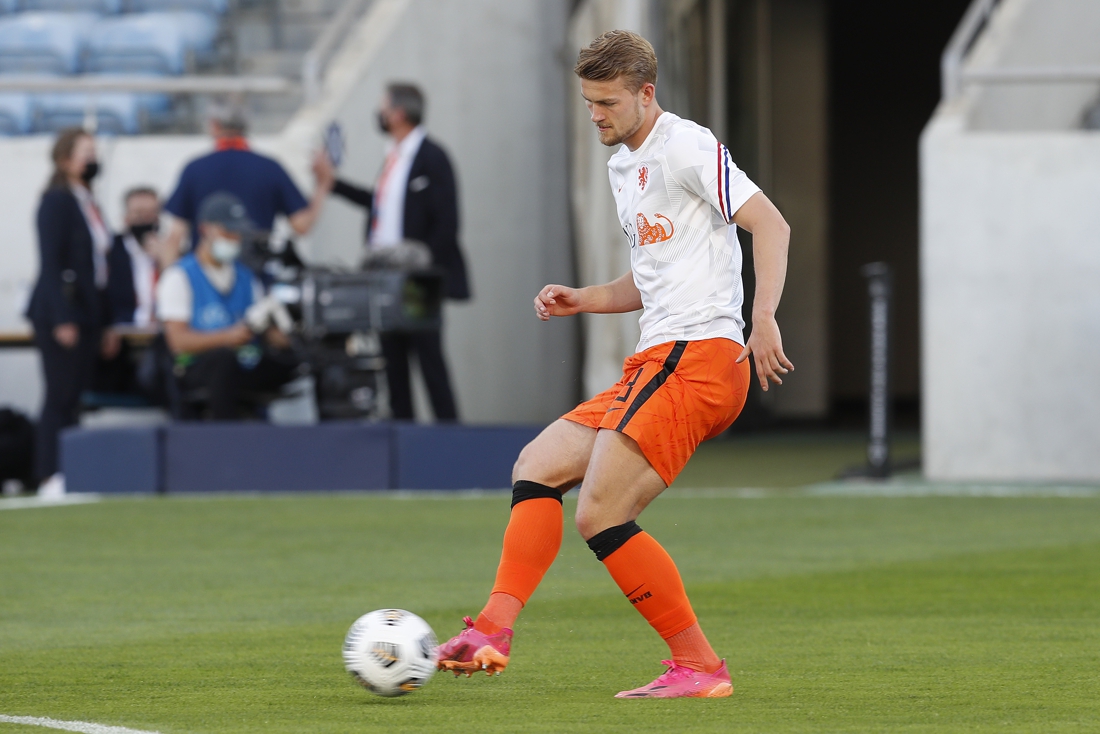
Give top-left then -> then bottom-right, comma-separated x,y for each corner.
436,616 -> 512,677
36,473 -> 66,500
615,659 -> 733,699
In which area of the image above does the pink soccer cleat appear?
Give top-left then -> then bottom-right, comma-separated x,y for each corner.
615,659 -> 734,698
436,616 -> 513,677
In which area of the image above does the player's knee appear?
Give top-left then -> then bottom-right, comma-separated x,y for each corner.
511,440 -> 543,484
574,505 -> 604,541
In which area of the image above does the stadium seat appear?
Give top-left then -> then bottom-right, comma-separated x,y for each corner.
127,0 -> 227,16
33,91 -> 142,133
165,10 -> 218,54
0,92 -> 33,134
21,0 -> 123,14
0,12 -> 92,74
86,13 -> 186,74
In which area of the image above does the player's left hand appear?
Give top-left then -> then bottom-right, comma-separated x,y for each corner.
736,316 -> 794,391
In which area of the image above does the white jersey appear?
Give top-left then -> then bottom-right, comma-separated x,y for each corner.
608,112 -> 760,352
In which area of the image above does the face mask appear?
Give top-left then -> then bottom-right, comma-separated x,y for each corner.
376,110 -> 390,134
210,237 -> 241,264
81,160 -> 100,184
129,223 -> 158,243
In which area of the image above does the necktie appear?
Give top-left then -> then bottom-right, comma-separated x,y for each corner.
370,148 -> 400,241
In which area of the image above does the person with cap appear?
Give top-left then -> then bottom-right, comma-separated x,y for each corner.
160,100 -> 335,259
155,192 -> 298,420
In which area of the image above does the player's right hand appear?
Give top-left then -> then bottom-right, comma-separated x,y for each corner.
534,284 -> 584,321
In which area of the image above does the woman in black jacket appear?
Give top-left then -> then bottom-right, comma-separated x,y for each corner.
25,128 -> 111,496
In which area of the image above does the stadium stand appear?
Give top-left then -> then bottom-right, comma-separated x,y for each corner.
0,91 -> 32,132
0,12 -> 92,74
33,90 -> 143,132
0,0 -> 344,133
129,0 -> 227,15
86,17 -> 186,74
21,0 -> 123,15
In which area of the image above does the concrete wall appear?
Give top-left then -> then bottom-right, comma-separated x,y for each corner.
303,0 -> 577,422
966,0 -> 1100,131
920,0 -> 1100,481
0,0 -> 578,425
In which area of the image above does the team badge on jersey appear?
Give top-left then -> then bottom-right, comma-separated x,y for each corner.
637,165 -> 649,191
635,213 -> 674,246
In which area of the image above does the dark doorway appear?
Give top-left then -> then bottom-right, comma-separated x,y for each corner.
827,0 -> 971,424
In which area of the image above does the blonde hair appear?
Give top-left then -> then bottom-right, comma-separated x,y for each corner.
574,30 -> 658,92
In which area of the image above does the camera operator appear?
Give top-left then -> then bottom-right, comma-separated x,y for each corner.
156,192 -> 298,420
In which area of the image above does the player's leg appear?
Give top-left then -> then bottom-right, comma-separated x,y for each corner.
477,419 -> 594,632
576,429 -> 727,696
437,419 -> 595,676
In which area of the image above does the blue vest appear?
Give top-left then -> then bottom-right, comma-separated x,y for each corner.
178,254 -> 254,332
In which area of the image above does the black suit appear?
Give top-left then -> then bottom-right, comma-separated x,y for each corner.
332,135 -> 470,421
26,186 -> 105,481
103,234 -> 138,325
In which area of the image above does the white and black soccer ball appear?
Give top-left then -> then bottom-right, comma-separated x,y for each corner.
343,609 -> 438,697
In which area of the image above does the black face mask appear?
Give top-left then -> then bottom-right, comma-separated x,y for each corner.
81,160 -> 100,184
376,110 -> 390,134
129,223 -> 158,244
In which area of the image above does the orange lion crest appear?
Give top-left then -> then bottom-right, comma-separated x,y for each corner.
635,213 -> 674,246
637,165 -> 649,191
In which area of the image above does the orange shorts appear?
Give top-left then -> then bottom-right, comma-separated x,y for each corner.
562,338 -> 751,486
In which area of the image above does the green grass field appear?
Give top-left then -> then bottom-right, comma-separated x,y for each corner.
1,434 -> 1099,733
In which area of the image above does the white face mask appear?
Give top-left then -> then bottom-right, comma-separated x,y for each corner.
210,237 -> 241,264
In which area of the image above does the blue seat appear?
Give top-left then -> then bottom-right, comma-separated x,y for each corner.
21,0 -> 122,14
0,12 -> 92,74
86,13 -> 189,74
33,91 -> 142,133
163,10 -> 217,55
128,0 -> 226,16
0,92 -> 33,133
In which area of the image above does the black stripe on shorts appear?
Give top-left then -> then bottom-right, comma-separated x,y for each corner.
614,340 -> 689,432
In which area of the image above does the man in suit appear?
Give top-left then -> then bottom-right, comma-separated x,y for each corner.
95,187 -> 162,393
325,83 -> 470,422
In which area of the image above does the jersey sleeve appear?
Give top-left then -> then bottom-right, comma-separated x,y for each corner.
665,127 -> 760,222
155,266 -> 192,323
272,161 -> 309,217
163,162 -> 195,220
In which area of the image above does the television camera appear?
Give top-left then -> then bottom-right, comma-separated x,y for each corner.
242,235 -> 444,420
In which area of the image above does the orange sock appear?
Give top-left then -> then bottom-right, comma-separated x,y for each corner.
664,623 -> 722,673
473,495 -> 562,634
475,593 -> 523,635
599,530 -> 718,670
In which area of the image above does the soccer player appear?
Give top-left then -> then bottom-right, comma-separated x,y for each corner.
437,29 -> 794,699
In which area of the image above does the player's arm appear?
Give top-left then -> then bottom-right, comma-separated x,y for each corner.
534,271 -> 641,321
731,191 -> 795,391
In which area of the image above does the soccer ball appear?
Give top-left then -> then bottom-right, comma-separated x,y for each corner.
343,609 -> 438,697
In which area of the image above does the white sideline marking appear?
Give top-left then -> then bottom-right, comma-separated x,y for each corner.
0,495 -> 101,511
0,714 -> 161,734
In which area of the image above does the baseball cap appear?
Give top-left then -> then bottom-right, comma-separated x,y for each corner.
198,192 -> 254,235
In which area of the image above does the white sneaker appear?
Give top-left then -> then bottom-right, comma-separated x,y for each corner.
37,473 -> 66,500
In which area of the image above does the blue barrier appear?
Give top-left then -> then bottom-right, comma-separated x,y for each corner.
61,426 -> 160,493
163,423 -> 391,492
390,423 -> 541,490
59,422 -> 544,493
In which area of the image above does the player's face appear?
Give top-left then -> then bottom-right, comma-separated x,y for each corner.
580,77 -> 648,147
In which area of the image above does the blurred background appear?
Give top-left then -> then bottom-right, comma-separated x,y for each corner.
0,0 -> 1097,491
